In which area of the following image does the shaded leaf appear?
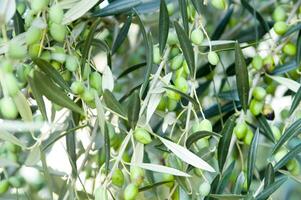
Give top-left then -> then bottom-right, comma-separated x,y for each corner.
255,177 -> 287,200
112,15 -> 132,54
289,85 -> 301,115
164,86 -> 198,108
178,0 -> 189,35
233,172 -> 245,194
274,143 -> 301,171
271,61 -> 298,75
216,161 -> 235,193
211,6 -> 234,40
117,62 -> 146,79
92,0 -> 141,17
264,163 -> 275,188
190,0 -> 201,14
139,181 -> 172,192
127,91 -> 140,129
283,22 -> 301,38
103,89 -> 126,117
297,30 -> 301,65
159,0 -> 169,54
247,129 -> 259,190
209,194 -> 246,200
256,115 -> 275,142
267,75 -> 300,93
13,91 -> 32,122
104,123 -> 110,174
186,131 -> 222,149
28,77 -> 47,120
66,123 -> 77,177
0,131 -> 26,149
13,11 -> 25,35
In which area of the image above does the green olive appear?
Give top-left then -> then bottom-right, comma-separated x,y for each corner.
234,122 -> 248,140
249,99 -> 264,116
51,46 -> 66,63
199,181 -> 211,196
71,81 -> 85,95
162,173 -> 174,187
290,162 -> 300,176
167,98 -> 178,111
94,186 -> 108,200
4,73 -> 19,97
273,21 -> 288,35
199,119 -> 213,132
134,128 -> 152,144
61,70 -> 71,82
28,43 -> 40,58
82,88 -> 95,103
270,125 -> 281,141
196,138 -> 209,149
207,51 -> 219,65
111,168 -> 124,187
50,23 -> 66,42
170,47 -> 181,58
65,55 -> 79,72
166,86 -> 181,100
171,54 -> 184,71
157,96 -> 168,111
31,0 -> 49,13
182,60 -> 190,75
49,4 -> 64,24
263,55 -> 274,73
283,42 -> 297,56
4,142 -> 18,153
24,11 -> 34,28
211,0 -> 227,10
0,180 -> 9,194
153,45 -> 161,64
252,86 -> 266,101
26,27 -> 42,45
174,76 -> 189,93
243,129 -> 254,145
130,166 -> 145,186
40,51 -> 51,62
167,3 -> 175,16
124,183 -> 138,200
7,42 -> 27,60
1,59 -> 13,73
252,55 -> 263,70
89,72 -> 102,95
286,159 -> 297,171
17,2 -> 26,15
273,6 -> 286,22
191,29 -> 204,45
167,31 -> 178,45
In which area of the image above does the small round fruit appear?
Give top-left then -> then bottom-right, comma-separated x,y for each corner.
134,128 -> 152,144
286,159 -> 297,171
26,27 -> 42,45
167,31 -> 178,45
130,166 -> 145,186
283,43 -> 297,56
290,162 -> 300,176
249,99 -> 264,116
199,181 -> 211,196
273,21 -> 288,35
271,125 -> 281,141
196,138 -> 209,149
252,55 -> 263,70
166,86 -> 181,100
7,42 -> 27,59
171,54 -> 184,71
199,119 -> 213,132
89,72 -> 102,95
71,81 -> 84,95
31,0 -> 49,13
124,184 -> 138,200
162,173 -> 174,187
50,23 -> 66,42
111,168 -> 124,187
273,6 -> 286,22
82,89 -> 95,103
1,60 -> 13,73
234,122 -> 248,140
263,55 -> 274,73
17,2 -> 26,15
157,96 -> 168,111
28,43 -> 40,58
243,129 -> 254,145
65,55 -> 79,72
4,73 -> 19,97
207,51 -> 219,65
0,180 -> 9,194
211,0 -> 227,10
167,3 -> 175,16
51,46 -> 66,63
49,4 -> 64,24
94,186 -> 108,200
174,76 -> 189,93
252,86 -> 266,101
40,51 -> 51,62
191,29 -> 204,45
153,45 -> 161,64
0,97 -> 18,119
167,98 -> 178,111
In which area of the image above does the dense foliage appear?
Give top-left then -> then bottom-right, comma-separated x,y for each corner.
0,0 -> 301,199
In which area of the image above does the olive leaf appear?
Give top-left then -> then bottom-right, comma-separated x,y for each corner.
274,143 -> 301,171
103,89 -> 126,117
136,163 -> 191,177
186,131 -> 222,149
178,0 -> 189,35
159,0 -> 169,54
267,75 -> 300,93
127,91 -> 140,129
28,77 -> 47,120
13,91 -> 33,122
289,85 -> 301,115
247,129 -> 259,190
216,161 -> 235,194
264,163 -> 275,188
92,0 -> 141,17
112,14 -> 132,54
13,10 -> 25,35
256,115 -> 275,142
255,177 -> 287,200
233,172 -> 245,194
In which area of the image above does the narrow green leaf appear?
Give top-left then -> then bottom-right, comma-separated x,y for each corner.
104,123 -> 110,174
289,85 -> 301,115
209,194 -> 246,200
112,15 -> 132,54
296,30 -> 301,65
283,22 -> 301,38
92,0 -> 141,17
0,131 -> 26,149
136,163 -> 191,177
190,0 -> 201,14
103,89 -> 126,117
33,71 -> 84,115
33,58 -> 70,92
255,177 -> 287,200
13,91 -> 33,122
240,0 -> 270,33
66,123 -> 77,177
117,62 -> 146,79
256,115 -> 275,142
25,145 -> 40,166
164,86 -> 198,108
211,6 -> 234,40
217,115 -> 236,172
139,181 -> 172,192
233,172 -> 245,194
127,91 -> 140,129
267,75 -> 300,93
247,129 -> 259,190
178,0 -> 189,35
272,118 -> 301,154
264,163 -> 275,188
186,131 -> 222,148
235,42 -> 249,112
13,11 -> 25,35
216,161 -> 235,193
174,21 -> 195,75
159,0 -> 169,54
28,77 -> 47,120
274,143 -> 301,171
271,61 -> 298,75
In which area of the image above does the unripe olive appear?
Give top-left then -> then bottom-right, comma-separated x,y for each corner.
51,61 -> 61,70
157,96 -> 168,111
290,162 -> 300,176
31,0 -> 49,13
89,72 -> 102,95
40,51 -> 51,62
94,186 -> 108,200
130,166 -> 145,186
243,129 -> 254,145
71,81 -> 85,95
28,43 -> 40,58
207,51 -> 219,65
283,42 -> 297,56
271,125 -> 281,141
286,159 -> 297,171
51,46 -> 66,63
167,3 -> 175,16
199,119 -> 213,132
4,142 -> 18,153
167,98 -> 178,111
211,0 -> 227,10
252,86 -> 266,101
82,89 -> 94,103
263,55 -> 274,73
252,55 -> 263,70
249,99 -> 264,116
166,86 -> 181,100
234,122 -> 248,140
49,4 -> 64,24
174,76 -> 189,93
273,6 -> 286,22
7,42 -> 27,60
167,32 -> 178,45
191,29 -> 204,45
1,59 -> 13,73
170,47 -> 181,58
134,128 -> 152,144
153,45 -> 161,64
171,54 -> 184,71
0,180 -> 9,194
26,27 -> 42,45
273,21 -> 288,35
162,173 -> 174,187
50,23 -> 66,42
199,181 -> 211,196
65,55 -> 79,72
4,73 -> 19,97
124,183 -> 138,200
17,2 -> 26,15
196,138 -> 209,149
61,70 -> 71,82
274,148 -> 288,162
182,61 -> 190,75
24,11 -> 34,28
8,176 -> 24,188
6,151 -> 18,162
111,168 -> 124,187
